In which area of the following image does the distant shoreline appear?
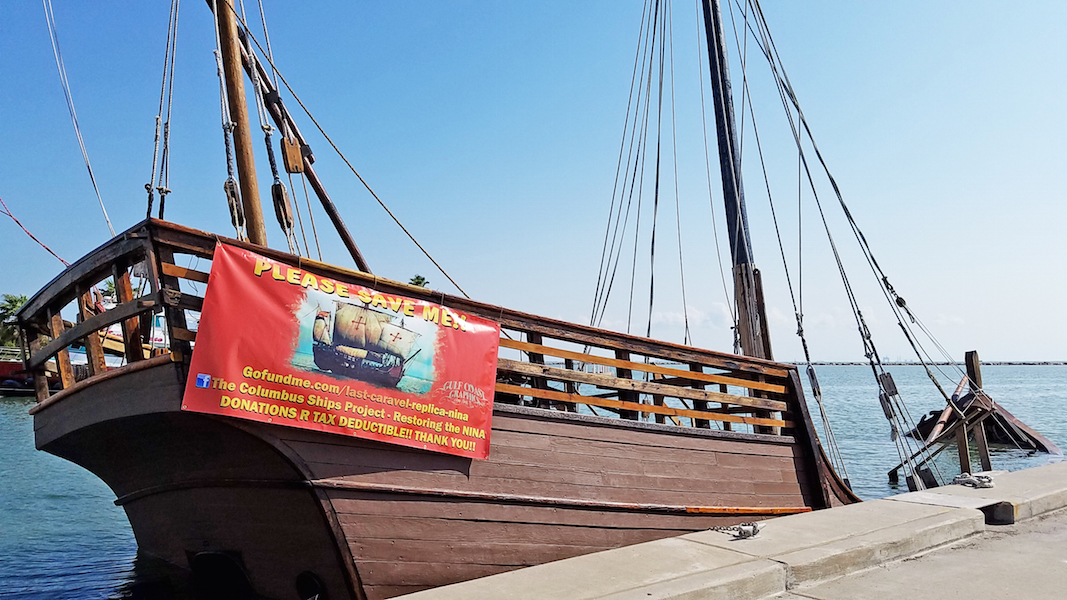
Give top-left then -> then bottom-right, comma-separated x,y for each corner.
803,361 -> 1067,366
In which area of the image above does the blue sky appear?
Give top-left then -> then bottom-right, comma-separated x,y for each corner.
2,1 -> 1065,362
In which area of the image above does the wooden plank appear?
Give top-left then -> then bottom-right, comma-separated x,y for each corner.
18,234 -> 148,330
48,312 -> 75,389
171,327 -> 197,342
113,267 -> 144,363
28,352 -> 181,415
974,418 -> 993,472
499,338 -> 787,394
956,424 -> 972,474
496,383 -> 789,429
496,359 -> 788,412
156,246 -> 192,358
78,292 -> 107,376
27,293 -> 159,371
160,261 -> 210,283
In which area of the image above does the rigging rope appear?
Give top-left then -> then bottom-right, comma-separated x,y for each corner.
222,4 -> 470,297
42,0 -> 116,237
210,0 -> 246,241
146,0 -> 180,220
0,197 -> 70,266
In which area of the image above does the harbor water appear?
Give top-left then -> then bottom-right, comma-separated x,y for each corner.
2,364 -> 1065,598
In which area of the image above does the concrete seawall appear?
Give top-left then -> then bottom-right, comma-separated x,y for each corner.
396,460 -> 1067,600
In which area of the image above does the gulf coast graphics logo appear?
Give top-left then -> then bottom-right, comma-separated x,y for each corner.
195,373 -> 212,389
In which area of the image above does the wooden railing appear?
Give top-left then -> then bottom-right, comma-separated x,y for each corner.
18,219 -> 804,437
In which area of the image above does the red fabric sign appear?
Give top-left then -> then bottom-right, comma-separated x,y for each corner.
182,244 -> 499,459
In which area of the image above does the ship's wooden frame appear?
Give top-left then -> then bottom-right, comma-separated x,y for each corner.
18,219 -> 856,599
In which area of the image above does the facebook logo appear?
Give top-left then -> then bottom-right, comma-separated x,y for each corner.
195,373 -> 212,389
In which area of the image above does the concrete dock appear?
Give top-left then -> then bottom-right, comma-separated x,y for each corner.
397,460 -> 1067,599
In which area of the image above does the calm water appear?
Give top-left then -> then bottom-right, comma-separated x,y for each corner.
2,364 -> 1065,597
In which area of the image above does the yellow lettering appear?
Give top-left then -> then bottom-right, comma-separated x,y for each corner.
271,265 -> 284,281
441,310 -> 453,328
336,283 -> 349,298
253,259 -> 272,277
357,289 -> 372,303
300,272 -> 319,290
402,302 -> 416,317
286,268 -> 301,284
320,279 -> 335,294
371,294 -> 388,309
422,305 -> 439,324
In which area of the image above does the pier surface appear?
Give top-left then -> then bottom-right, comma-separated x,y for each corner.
397,460 -> 1067,600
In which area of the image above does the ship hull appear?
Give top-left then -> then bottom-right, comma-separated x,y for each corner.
34,360 -> 837,600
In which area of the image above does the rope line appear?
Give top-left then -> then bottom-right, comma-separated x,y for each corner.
42,0 -> 115,237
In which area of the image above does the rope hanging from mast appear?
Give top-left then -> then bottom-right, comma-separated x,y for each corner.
210,0 -> 246,241
238,0 -> 299,255
42,0 -> 116,237
146,0 -> 181,220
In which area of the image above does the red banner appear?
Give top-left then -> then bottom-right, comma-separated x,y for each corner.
182,244 -> 499,459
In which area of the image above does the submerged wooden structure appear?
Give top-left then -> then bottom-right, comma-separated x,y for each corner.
18,220 -> 857,599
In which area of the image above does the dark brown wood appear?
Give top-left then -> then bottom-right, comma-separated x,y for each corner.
965,350 -> 983,390
27,293 -> 158,371
973,417 -> 993,472
956,424 -> 972,474
156,247 -> 192,358
160,261 -> 210,283
78,293 -> 107,376
113,266 -> 145,363
48,311 -> 76,389
215,0 -> 266,245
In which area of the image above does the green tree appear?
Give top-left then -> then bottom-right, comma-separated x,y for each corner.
409,275 -> 429,288
0,294 -> 28,347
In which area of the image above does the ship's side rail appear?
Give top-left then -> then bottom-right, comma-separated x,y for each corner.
17,219 -> 804,437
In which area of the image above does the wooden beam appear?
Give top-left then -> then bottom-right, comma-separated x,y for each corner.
956,425 -> 972,474
160,261 -> 210,283
48,312 -> 75,389
113,266 -> 145,363
216,0 -> 266,245
495,383 -> 790,429
78,292 -> 107,376
496,358 -> 788,412
498,337 -> 787,394
27,294 -> 159,371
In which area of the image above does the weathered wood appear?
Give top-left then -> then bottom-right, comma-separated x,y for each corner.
78,292 -> 108,376
28,352 -> 181,415
156,247 -> 192,358
495,383 -> 789,428
956,424 -> 972,474
113,266 -> 145,363
974,418 -> 993,472
965,350 -> 983,390
27,293 -> 158,371
48,312 -> 75,389
170,327 -> 197,342
160,261 -> 210,283
17,234 -> 148,331
215,0 -> 266,245
498,338 -> 787,394
496,359 -> 788,412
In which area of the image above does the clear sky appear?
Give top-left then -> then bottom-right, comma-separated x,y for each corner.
2,1 -> 1065,362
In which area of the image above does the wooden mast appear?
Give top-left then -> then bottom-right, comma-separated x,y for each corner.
700,0 -> 772,361
216,0 -> 267,246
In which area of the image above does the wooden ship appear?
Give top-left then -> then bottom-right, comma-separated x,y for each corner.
16,1 -> 858,599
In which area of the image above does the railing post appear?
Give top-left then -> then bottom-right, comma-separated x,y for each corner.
78,291 -> 107,376
113,263 -> 145,363
47,309 -> 75,389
